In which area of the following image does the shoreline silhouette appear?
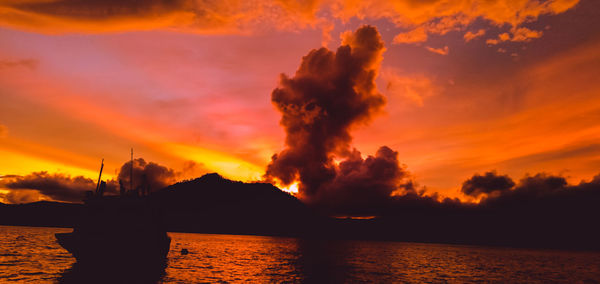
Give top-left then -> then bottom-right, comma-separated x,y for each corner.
1,172 -> 599,251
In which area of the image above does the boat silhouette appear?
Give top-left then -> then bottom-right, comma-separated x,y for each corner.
55,152 -> 171,266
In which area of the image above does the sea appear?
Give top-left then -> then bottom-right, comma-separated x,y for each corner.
1,225 -> 599,283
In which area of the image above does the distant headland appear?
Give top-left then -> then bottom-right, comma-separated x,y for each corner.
2,172 -> 599,251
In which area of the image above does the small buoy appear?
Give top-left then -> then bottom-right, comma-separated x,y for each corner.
181,248 -> 189,255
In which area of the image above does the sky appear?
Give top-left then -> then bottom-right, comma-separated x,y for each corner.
1,0 -> 599,203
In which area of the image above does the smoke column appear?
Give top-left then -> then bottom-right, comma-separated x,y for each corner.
265,25 -> 411,214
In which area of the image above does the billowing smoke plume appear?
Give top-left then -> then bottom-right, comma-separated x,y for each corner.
265,25 -> 412,214
461,171 -> 515,197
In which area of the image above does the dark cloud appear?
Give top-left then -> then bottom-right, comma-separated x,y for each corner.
592,173 -> 600,184
350,171 -> 600,249
0,0 -> 318,34
461,171 -> 515,197
458,172 -> 600,208
317,146 -> 412,215
479,173 -> 570,205
265,25 -> 415,215
458,172 -> 600,211
0,171 -> 117,203
0,158 -> 178,203
117,158 -> 178,193
0,0 -> 581,54
357,171 -> 600,220
12,0 -> 187,19
0,175 -> 20,179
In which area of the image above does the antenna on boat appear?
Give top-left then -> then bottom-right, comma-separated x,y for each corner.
95,158 -> 104,194
130,148 -> 133,192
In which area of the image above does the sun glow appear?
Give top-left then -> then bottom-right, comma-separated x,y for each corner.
166,142 -> 264,182
280,182 -> 299,194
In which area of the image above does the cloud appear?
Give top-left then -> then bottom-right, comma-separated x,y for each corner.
0,189 -> 42,204
393,171 -> 600,212
0,59 -> 38,69
486,38 -> 500,45
0,171 -> 116,203
325,169 -> 600,217
499,33 -> 511,41
0,0 -> 320,34
461,171 -> 515,197
320,20 -> 335,47
393,26 -> 428,44
477,173 -> 585,206
333,0 -> 578,46
180,160 -> 207,180
316,146 -> 413,215
0,175 -> 20,179
381,68 -> 438,107
264,25 -> 416,215
463,29 -> 485,42
510,27 -> 543,42
0,158 -> 179,203
485,27 -> 544,47
458,171 -> 600,208
116,158 -> 178,193
425,46 -> 449,55
374,171 -> 600,249
499,143 -> 600,169
0,0 -> 578,47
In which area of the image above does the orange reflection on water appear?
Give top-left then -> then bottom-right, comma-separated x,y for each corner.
2,226 -> 600,282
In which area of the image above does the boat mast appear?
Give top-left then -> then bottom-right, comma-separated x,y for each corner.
130,148 -> 133,192
95,158 -> 104,195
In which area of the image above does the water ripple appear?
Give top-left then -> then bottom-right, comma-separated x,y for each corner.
1,226 -> 600,283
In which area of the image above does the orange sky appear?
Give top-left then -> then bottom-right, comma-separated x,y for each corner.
1,0 -> 599,202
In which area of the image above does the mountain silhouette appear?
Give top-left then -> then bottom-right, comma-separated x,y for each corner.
152,173 -> 321,236
2,173 -> 600,250
0,201 -> 82,227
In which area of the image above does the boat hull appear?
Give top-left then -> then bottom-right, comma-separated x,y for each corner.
56,231 -> 171,265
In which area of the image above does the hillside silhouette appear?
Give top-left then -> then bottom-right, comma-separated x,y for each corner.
152,173 -> 321,236
0,201 -> 82,227
2,172 -> 600,250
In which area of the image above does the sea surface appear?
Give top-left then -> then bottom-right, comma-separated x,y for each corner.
1,225 -> 599,283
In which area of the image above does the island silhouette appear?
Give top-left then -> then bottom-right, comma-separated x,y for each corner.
2,171 -> 599,251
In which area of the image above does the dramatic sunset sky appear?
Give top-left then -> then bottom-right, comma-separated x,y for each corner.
1,0 -> 599,203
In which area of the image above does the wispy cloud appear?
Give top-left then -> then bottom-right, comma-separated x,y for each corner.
486,27 -> 544,45
0,0 -> 578,50
464,29 -> 486,42
393,26 -> 428,44
425,46 -> 449,55
381,68 -> 439,107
